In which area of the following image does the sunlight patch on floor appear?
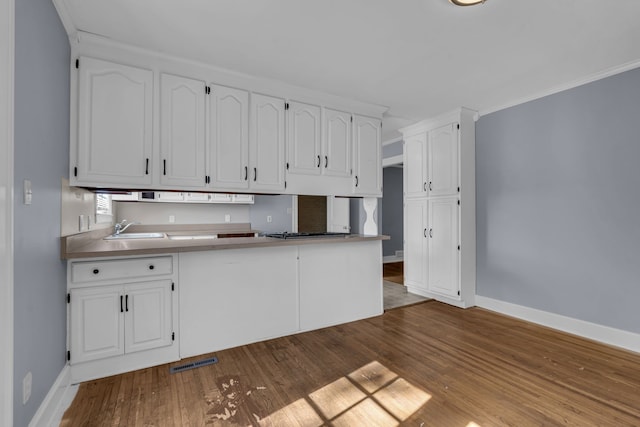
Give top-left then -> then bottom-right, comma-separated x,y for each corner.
257,398 -> 323,427
259,360 -> 432,425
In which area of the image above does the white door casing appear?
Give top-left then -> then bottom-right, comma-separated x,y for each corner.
0,0 -> 14,424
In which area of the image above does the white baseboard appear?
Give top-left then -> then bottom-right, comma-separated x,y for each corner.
475,295 -> 640,354
29,365 -> 75,427
383,255 -> 403,263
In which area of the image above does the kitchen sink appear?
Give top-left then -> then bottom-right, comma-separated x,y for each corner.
166,234 -> 218,240
104,232 -> 166,240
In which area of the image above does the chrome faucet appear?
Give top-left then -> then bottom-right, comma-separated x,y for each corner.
114,219 -> 139,235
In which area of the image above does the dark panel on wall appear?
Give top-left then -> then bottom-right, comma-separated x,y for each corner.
298,195 -> 327,233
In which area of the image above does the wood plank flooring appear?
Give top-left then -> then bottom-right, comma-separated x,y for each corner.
383,262 -> 403,285
61,302 -> 640,426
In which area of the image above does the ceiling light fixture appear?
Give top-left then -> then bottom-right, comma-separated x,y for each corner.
449,0 -> 486,6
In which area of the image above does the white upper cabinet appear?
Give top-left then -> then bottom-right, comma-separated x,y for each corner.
250,93 -> 286,192
76,57 -> 153,186
404,133 -> 428,198
404,123 -> 459,199
352,115 -> 382,196
160,73 -> 206,188
208,84 -> 250,190
428,123 -> 459,197
287,101 -> 322,175
70,41 -> 385,194
323,108 -> 351,178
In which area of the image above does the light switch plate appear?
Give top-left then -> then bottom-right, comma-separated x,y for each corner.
23,180 -> 32,205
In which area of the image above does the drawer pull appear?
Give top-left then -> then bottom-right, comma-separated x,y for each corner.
120,295 -> 124,313
125,295 -> 129,312
92,269 -> 99,275
149,265 -> 155,270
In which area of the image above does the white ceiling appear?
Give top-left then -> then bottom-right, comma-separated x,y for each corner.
55,0 -> 640,140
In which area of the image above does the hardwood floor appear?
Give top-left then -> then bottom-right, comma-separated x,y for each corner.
383,261 -> 403,285
61,302 -> 640,426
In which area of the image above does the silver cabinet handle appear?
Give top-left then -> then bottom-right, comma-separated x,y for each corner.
317,155 -> 321,168
429,228 -> 433,238
325,156 -> 328,168
424,228 -> 427,238
423,182 -> 427,192
244,166 -> 248,181
429,181 -> 433,191
253,167 -> 257,182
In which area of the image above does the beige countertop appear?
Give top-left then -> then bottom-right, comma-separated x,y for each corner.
61,223 -> 389,260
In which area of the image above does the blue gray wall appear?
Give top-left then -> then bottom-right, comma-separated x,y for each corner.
381,167 -> 403,257
382,140 -> 403,159
476,67 -> 640,334
14,0 -> 69,424
250,195 -> 293,233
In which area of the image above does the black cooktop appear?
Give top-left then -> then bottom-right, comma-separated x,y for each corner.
264,232 -> 350,239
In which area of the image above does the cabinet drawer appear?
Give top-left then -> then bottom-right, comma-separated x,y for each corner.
71,256 -> 173,284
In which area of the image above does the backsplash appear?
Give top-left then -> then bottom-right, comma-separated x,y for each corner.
115,200 -> 251,225
60,178 -> 112,236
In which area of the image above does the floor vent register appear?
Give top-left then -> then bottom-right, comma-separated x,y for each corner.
170,356 -> 219,374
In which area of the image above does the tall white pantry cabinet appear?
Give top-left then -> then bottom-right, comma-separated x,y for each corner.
401,108 -> 476,308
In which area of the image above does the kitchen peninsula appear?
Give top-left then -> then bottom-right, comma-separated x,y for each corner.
62,223 -> 387,382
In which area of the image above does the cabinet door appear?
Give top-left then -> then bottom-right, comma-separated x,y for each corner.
160,73 -> 206,188
323,108 -> 351,177
428,198 -> 460,298
69,285 -> 124,364
250,93 -> 285,192
428,123 -> 459,197
124,280 -> 173,354
352,115 -> 382,196
404,199 -> 428,289
404,133 -> 427,198
77,57 -> 153,186
287,101 -> 321,176
209,84 -> 250,190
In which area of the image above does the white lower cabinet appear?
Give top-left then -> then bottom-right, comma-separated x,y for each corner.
427,198 -> 460,298
179,240 -> 384,358
70,280 -> 173,364
69,285 -> 123,363
404,199 -> 428,289
299,241 -> 382,331
404,198 -> 461,302
179,247 -> 299,358
67,255 -> 179,382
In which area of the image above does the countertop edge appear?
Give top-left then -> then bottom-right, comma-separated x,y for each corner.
62,233 -> 389,260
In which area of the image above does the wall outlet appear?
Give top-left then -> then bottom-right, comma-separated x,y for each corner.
169,215 -> 175,223
79,214 -> 87,231
23,371 -> 32,404
267,215 -> 272,223
224,214 -> 231,223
